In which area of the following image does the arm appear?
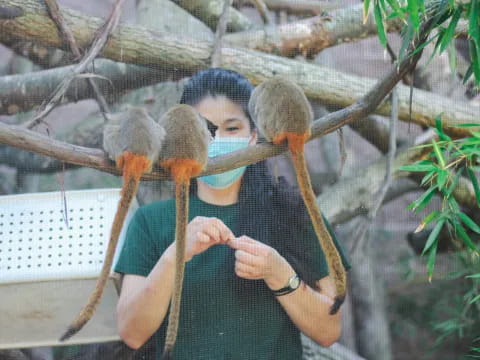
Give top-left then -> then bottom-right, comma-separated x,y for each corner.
117,216 -> 234,349
266,266 -> 342,347
228,236 -> 342,347
116,246 -> 176,350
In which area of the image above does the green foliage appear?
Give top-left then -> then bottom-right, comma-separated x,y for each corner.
399,116 -> 480,357
365,0 -> 480,86
399,116 -> 480,279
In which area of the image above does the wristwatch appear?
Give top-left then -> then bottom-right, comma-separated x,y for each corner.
271,273 -> 301,296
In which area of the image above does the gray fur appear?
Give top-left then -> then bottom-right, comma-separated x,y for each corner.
103,107 -> 165,162
248,77 -> 313,141
158,104 -> 210,166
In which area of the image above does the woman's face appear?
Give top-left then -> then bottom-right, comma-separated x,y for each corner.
193,95 -> 256,141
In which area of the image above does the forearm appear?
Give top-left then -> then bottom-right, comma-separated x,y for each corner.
275,282 -> 341,346
265,266 -> 341,347
117,245 -> 176,349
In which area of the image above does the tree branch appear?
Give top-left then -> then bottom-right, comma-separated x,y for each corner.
0,22 -> 423,181
225,3 -> 403,58
250,0 -> 343,16
24,0 -> 126,129
44,0 -> 111,117
0,0 -> 477,136
171,0 -> 252,31
211,0 -> 233,67
0,59 -> 189,115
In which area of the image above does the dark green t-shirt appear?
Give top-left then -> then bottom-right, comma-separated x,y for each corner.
114,195 -> 351,360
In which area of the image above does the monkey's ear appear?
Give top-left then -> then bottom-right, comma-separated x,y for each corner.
205,119 -> 218,138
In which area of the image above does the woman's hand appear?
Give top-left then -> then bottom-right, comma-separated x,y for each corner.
228,236 -> 295,290
170,216 -> 234,262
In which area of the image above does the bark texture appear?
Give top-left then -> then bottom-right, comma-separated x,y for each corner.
0,0 -> 478,135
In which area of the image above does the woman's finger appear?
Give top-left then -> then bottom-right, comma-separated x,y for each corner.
235,249 -> 260,266
234,261 -> 258,278
197,231 -> 212,244
201,220 -> 222,242
211,218 -> 235,243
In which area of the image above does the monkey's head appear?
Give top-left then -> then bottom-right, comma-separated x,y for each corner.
248,77 -> 313,143
158,104 -> 210,182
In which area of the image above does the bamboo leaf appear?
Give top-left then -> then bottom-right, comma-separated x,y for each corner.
446,168 -> 463,197
467,167 -> 480,206
408,0 -> 420,29
440,6 -> 462,54
427,239 -> 439,282
448,195 -> 460,213
415,210 -> 441,233
451,123 -> 480,128
414,185 -> 438,213
455,223 -> 479,252
432,139 -> 446,168
466,273 -> 480,279
379,0 -> 388,14
399,163 -> 437,172
374,1 -> 388,48
364,0 -> 371,23
399,18 -> 415,62
470,294 -> 480,304
469,0 -> 479,41
385,0 -> 405,20
435,114 -> 452,141
458,212 -> 480,234
421,170 -> 437,186
463,63 -> 474,84
437,169 -> 448,190
422,218 -> 445,256
471,39 -> 480,85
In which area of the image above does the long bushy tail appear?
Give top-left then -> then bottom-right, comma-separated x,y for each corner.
162,180 -> 189,360
276,132 -> 347,315
60,153 -> 150,341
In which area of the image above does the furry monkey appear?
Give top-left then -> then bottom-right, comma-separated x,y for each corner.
60,107 -> 165,341
248,77 -> 346,315
158,104 -> 210,359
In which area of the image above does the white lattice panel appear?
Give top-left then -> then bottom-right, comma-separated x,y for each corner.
0,188 -> 137,284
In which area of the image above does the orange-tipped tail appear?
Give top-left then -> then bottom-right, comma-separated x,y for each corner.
60,153 -> 151,341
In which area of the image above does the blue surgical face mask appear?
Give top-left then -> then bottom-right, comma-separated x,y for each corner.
199,137 -> 251,189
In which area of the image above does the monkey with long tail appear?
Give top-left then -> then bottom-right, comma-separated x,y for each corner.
157,104 -> 210,359
248,77 -> 347,315
60,107 -> 165,341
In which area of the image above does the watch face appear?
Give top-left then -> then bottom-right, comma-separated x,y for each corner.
290,275 -> 300,289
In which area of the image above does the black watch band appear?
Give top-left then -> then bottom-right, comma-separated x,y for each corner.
271,274 -> 301,296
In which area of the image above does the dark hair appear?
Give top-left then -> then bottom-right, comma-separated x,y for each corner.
180,68 -> 254,129
181,68 -> 321,289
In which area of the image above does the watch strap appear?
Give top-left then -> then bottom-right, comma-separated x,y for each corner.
271,273 -> 300,296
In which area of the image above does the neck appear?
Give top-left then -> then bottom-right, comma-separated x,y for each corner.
196,177 -> 242,205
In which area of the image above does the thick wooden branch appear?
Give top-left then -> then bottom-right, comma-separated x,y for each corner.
0,26 -> 422,183
171,0 -> 252,31
318,144 -> 431,225
259,0 -> 343,16
0,0 -> 477,136
225,3 -> 403,58
0,59 -> 189,115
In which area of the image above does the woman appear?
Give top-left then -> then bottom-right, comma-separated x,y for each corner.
115,68 -> 351,359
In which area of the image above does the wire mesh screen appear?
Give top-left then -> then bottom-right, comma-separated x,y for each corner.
0,0 -> 479,359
